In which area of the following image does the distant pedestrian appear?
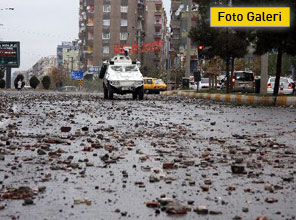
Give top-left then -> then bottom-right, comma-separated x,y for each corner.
17,80 -> 22,91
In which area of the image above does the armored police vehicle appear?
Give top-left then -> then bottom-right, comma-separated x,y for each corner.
99,53 -> 144,100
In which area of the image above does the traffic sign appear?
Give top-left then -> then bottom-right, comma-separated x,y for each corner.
71,71 -> 83,80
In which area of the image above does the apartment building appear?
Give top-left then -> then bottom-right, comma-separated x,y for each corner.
57,41 -> 80,71
79,0 -> 146,70
170,0 -> 199,72
143,0 -> 167,71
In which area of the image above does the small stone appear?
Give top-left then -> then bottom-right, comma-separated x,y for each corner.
202,151 -> 210,158
163,162 -> 174,169
194,206 -> 208,214
264,184 -> 273,192
145,201 -> 160,208
61,126 -> 71,132
200,185 -> 209,191
204,179 -> 212,185
209,210 -> 222,215
187,200 -> 194,205
37,149 -> 46,155
231,165 -> 245,174
149,175 -> 160,183
265,198 -> 278,203
210,122 -> 216,126
38,186 -> 46,193
23,198 -> 34,205
0,204 -> 5,210
256,217 -> 270,220
242,207 -> 249,212
282,175 -> 294,182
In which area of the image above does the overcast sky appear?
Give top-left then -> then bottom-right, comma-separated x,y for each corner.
0,0 -> 171,71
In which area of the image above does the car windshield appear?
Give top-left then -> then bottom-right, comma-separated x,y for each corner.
201,78 -> 209,83
111,66 -> 123,72
155,79 -> 164,84
270,78 -> 289,83
125,65 -> 138,72
235,72 -> 254,81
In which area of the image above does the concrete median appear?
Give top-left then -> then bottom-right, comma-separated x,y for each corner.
160,91 -> 296,107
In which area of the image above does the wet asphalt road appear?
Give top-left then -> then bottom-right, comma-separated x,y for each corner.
0,91 -> 295,220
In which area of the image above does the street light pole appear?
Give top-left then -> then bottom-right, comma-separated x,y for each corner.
185,0 -> 192,78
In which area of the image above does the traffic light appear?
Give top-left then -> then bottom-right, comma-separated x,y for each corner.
198,45 -> 204,59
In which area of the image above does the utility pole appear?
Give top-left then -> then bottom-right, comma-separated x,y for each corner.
185,0 -> 192,77
260,53 -> 268,94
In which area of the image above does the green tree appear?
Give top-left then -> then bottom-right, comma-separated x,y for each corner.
236,0 -> 296,95
0,67 -> 5,79
190,0 -> 250,93
0,79 -> 5,89
42,75 -> 51,89
14,74 -> 25,89
29,75 -> 40,89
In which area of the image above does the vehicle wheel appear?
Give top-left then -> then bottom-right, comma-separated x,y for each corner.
145,89 -> 149,94
108,85 -> 114,100
139,86 -> 144,100
132,92 -> 137,100
103,83 -> 108,99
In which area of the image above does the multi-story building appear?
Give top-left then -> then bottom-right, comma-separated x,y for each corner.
143,0 -> 167,71
79,0 -> 146,71
32,56 -> 57,78
170,0 -> 199,73
57,41 -> 80,71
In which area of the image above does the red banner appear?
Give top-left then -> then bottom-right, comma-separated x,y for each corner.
114,40 -> 163,54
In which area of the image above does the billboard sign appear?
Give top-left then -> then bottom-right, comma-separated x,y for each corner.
87,66 -> 100,74
71,70 -> 84,80
0,41 -> 20,68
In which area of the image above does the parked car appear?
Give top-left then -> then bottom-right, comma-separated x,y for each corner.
61,86 -> 78,92
189,81 -> 198,90
200,78 -> 210,89
231,71 -> 255,93
189,78 -> 209,90
267,77 -> 294,95
24,85 -> 31,90
143,77 -> 167,94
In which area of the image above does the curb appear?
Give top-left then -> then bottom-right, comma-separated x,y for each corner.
160,91 -> 296,107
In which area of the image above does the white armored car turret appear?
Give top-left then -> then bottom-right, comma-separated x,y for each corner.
99,53 -> 144,100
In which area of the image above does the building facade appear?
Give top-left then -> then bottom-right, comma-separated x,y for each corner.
143,0 -> 167,71
170,0 -> 199,73
32,56 -> 57,78
57,41 -> 80,71
79,0 -> 146,70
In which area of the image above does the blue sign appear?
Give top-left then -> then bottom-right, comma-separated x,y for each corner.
71,71 -> 84,80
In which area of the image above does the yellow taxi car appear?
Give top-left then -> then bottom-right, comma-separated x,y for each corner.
143,77 -> 167,94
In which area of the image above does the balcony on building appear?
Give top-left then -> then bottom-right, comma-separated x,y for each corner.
154,10 -> 162,16
154,32 -> 162,40
154,21 -> 162,28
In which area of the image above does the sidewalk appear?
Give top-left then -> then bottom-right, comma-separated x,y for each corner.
160,90 -> 296,107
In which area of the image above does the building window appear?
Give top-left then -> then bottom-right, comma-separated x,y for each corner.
121,19 -> 128,26
120,32 -> 128,41
103,5 -> 111,12
120,6 -> 128,13
102,33 -> 110,39
102,19 -> 110,26
103,46 -> 109,54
